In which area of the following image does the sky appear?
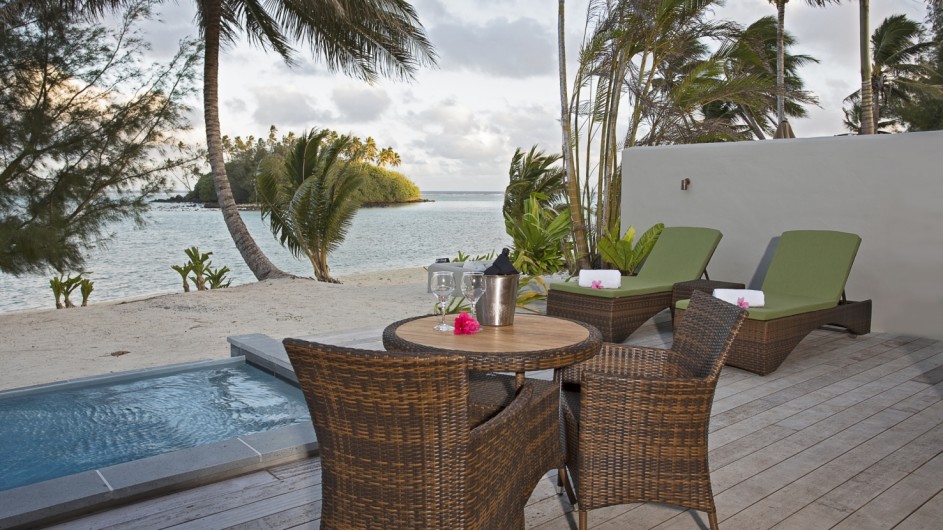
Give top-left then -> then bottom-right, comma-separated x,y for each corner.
140,0 -> 931,192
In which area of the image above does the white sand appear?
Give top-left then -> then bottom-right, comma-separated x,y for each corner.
0,268 -> 434,391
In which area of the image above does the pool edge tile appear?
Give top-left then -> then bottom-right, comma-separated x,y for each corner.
241,422 -> 318,464
0,471 -> 111,529
98,438 -> 260,497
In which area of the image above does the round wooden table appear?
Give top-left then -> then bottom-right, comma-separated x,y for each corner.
383,314 -> 602,387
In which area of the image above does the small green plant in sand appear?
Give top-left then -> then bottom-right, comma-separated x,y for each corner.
49,273 -> 93,308
173,247 -> 231,292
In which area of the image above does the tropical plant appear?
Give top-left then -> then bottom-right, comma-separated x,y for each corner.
184,247 -> 213,291
842,14 -> 942,133
79,279 -> 94,307
257,130 -> 365,283
597,222 -> 664,275
49,276 -> 65,309
0,1 -> 201,275
505,194 -> 571,276
503,146 -> 566,223
205,266 -> 232,289
171,263 -> 193,293
49,273 -> 85,308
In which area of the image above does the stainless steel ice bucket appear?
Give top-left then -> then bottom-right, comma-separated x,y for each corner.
478,274 -> 519,326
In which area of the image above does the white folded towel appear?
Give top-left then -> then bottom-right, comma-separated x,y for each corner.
462,261 -> 490,272
713,289 -> 765,307
578,269 -> 622,289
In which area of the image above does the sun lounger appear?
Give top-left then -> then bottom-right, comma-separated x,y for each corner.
547,226 -> 723,342
674,230 -> 872,375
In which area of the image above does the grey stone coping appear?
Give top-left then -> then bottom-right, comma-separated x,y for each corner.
0,352 -> 317,529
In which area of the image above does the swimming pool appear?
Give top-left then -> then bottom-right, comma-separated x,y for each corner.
0,357 -> 310,492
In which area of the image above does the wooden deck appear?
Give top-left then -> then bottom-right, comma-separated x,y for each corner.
47,313 -> 943,529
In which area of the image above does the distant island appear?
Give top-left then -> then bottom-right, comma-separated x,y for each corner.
163,163 -> 427,207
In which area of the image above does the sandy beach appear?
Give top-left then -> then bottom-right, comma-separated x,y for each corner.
0,268 -> 433,391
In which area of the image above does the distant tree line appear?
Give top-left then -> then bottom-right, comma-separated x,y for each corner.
184,126 -> 419,205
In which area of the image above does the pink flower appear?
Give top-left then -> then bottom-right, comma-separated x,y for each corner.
737,297 -> 750,309
454,312 -> 481,335
591,280 -> 603,289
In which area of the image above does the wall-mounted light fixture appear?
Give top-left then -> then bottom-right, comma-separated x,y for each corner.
681,178 -> 691,191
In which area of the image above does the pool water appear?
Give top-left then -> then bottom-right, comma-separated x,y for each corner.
0,362 -> 310,491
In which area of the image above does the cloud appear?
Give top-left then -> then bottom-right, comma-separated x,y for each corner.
250,87 -> 334,129
431,17 -> 555,78
331,84 -> 393,123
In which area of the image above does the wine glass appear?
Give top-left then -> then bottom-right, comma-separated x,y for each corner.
461,272 -> 486,325
430,271 -> 455,331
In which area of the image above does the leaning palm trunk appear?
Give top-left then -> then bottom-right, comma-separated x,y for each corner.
203,0 -> 291,281
559,0 -> 591,270
776,1 -> 786,124
858,0 -> 875,134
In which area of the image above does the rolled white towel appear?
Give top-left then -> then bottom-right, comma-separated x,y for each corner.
578,269 -> 622,289
462,261 -> 490,272
713,289 -> 765,307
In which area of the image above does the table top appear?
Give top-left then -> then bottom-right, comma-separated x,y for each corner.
383,314 -> 602,373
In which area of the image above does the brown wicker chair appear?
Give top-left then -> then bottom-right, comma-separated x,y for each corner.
283,339 -> 560,530
558,290 -> 747,530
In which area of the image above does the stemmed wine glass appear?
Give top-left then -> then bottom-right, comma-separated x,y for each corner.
430,271 -> 455,331
461,272 -> 486,325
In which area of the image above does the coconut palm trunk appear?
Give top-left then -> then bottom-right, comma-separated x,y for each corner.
558,0 -> 591,270
858,0 -> 875,134
776,1 -> 786,124
203,0 -> 291,280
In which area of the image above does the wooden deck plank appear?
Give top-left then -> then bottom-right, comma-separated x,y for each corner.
45,471 -> 279,530
720,399 -> 943,529
771,421 -> 943,529
831,450 -> 943,530
894,489 -> 943,530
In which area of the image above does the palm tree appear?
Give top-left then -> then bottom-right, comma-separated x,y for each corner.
712,16 -> 819,139
198,0 -> 434,280
843,13 -> 941,133
256,130 -> 365,283
503,146 -> 566,223
768,0 -> 840,134
363,137 -> 379,164
46,0 -> 435,280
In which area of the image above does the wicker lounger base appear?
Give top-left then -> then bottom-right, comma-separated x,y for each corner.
547,289 -> 672,343
674,299 -> 872,376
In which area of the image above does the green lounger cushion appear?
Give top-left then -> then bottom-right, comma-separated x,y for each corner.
675,229 -> 862,321
636,227 -> 723,283
549,226 -> 722,298
761,230 -> 861,303
549,276 -> 675,298
675,292 -> 836,321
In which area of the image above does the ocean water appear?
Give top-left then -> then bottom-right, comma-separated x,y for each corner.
0,192 -> 510,313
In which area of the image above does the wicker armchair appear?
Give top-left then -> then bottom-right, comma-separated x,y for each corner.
283,339 -> 558,530
558,290 -> 747,530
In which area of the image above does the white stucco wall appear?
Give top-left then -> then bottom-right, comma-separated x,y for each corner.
620,130 -> 943,340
